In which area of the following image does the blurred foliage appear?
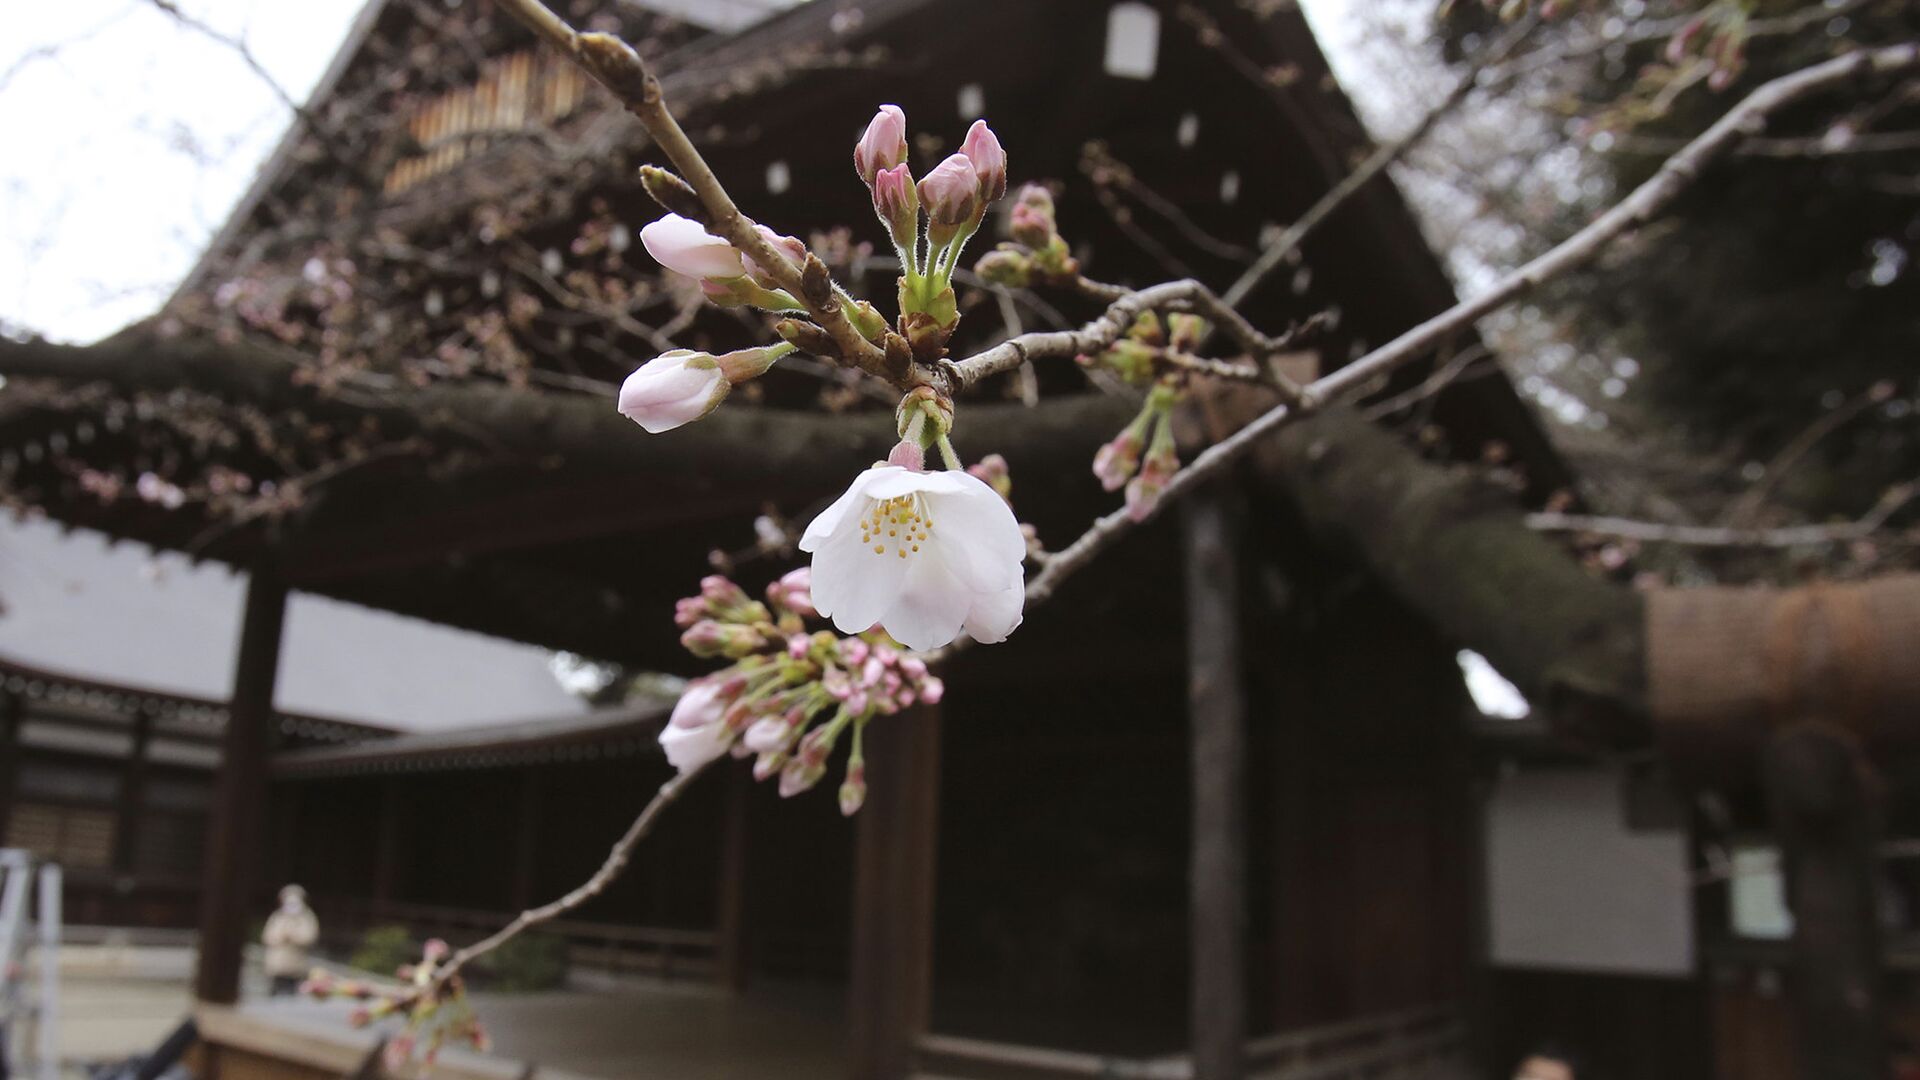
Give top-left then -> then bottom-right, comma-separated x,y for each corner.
471,930 -> 569,992
351,924 -> 418,976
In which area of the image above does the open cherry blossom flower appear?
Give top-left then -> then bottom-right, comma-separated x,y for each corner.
639,213 -> 746,281
799,466 -> 1026,651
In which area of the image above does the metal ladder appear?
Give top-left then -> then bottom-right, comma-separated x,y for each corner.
0,849 -> 62,1080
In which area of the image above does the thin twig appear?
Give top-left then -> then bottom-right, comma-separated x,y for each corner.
1530,483 -> 1918,548
429,759 -> 710,991
1222,13 -> 1541,307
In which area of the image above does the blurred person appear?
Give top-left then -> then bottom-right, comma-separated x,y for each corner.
262,883 -> 318,996
1513,1044 -> 1582,1080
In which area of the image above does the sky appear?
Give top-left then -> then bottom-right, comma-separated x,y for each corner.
1,0 -> 366,343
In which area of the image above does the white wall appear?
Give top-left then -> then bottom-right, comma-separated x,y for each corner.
1485,766 -> 1694,976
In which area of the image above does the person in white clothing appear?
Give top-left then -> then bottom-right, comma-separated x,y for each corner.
261,883 -> 319,995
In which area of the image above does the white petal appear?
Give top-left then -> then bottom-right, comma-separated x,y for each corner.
863,466 -> 970,500
811,522 -> 910,635
877,543 -> 974,651
962,579 -> 1025,644
640,214 -> 745,280
800,470 -> 886,552
930,480 -> 1026,575
659,720 -> 729,772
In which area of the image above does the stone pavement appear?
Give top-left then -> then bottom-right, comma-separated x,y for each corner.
45,942 -> 845,1079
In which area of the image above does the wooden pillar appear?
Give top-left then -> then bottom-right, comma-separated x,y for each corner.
195,569 -> 288,1004
1764,724 -> 1887,1080
848,703 -> 942,1080
1184,486 -> 1247,1080
509,770 -> 544,913
114,705 -> 156,875
371,777 -> 402,916
0,693 -> 21,843
715,763 -> 751,993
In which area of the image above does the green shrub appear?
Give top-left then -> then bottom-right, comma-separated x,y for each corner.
349,924 -> 416,977
474,930 -> 568,992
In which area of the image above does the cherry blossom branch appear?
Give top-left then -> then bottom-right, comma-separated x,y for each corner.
1007,41 -> 1920,606
492,0 -> 892,379
946,279 -> 1318,400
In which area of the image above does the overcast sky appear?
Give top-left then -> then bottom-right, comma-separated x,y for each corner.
1,0 -> 365,343
1,0 -> 1372,345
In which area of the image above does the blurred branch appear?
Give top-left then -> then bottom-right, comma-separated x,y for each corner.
1531,483 -> 1918,547
1723,380 -> 1896,527
1222,12 -> 1540,307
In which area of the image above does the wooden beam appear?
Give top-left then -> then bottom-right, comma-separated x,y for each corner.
1764,725 -> 1888,1080
848,703 -> 942,1080
1184,485 -> 1248,1080
195,568 -> 289,1004
715,764 -> 751,994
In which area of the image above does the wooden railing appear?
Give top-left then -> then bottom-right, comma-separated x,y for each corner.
328,899 -> 719,982
913,1005 -> 1462,1080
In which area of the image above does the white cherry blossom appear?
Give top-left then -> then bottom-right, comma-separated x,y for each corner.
800,466 -> 1025,651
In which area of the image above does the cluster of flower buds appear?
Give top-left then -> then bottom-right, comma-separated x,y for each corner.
1079,312 -> 1215,521
301,939 -> 490,1070
1664,7 -> 1747,92
662,567 -> 946,815
974,184 -> 1078,290
855,105 -> 1008,356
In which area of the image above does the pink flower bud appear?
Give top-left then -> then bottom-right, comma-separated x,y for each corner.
887,439 -> 926,471
854,105 -> 909,184
918,676 -> 944,705
839,764 -> 868,816
862,656 -> 885,686
674,596 -> 708,628
754,750 -> 786,781
639,213 -> 745,280
384,1034 -> 417,1071
918,153 -> 983,226
900,656 -> 928,680
842,638 -> 871,666
423,939 -> 450,961
701,575 -> 751,610
1093,430 -> 1145,492
619,350 -> 729,434
960,120 -> 1007,202
780,755 -> 826,797
670,678 -> 728,730
1010,184 -> 1056,246
741,225 -> 806,290
777,568 -> 816,618
872,163 -> 919,238
744,716 -> 793,754
660,713 -> 732,772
